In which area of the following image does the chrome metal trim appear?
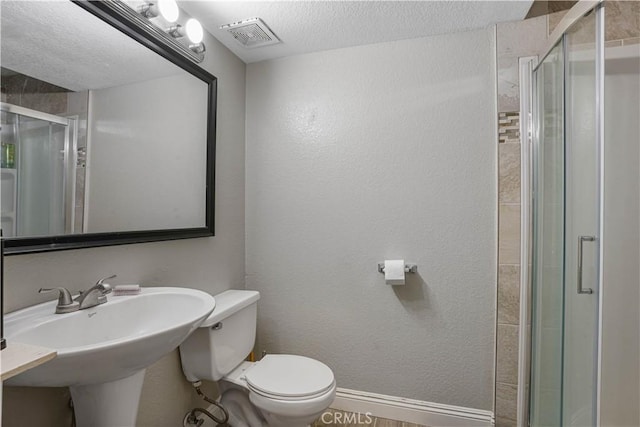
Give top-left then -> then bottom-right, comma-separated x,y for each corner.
594,3 -> 605,424
64,117 -> 79,234
517,55 -> 538,427
0,102 -> 69,126
578,236 -> 596,294
377,263 -> 418,274
97,0 -> 204,63
535,0 -> 602,73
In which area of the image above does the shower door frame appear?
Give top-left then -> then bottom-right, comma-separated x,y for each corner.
0,102 -> 78,236
516,0 -> 605,425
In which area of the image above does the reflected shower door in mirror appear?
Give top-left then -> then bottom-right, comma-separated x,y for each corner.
0,0 -> 215,251
1,105 -> 75,238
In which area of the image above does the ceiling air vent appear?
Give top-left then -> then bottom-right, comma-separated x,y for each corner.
220,18 -> 281,49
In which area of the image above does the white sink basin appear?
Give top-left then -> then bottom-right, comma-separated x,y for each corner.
4,286 -> 215,426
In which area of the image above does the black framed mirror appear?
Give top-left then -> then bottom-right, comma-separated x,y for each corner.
0,0 -> 216,254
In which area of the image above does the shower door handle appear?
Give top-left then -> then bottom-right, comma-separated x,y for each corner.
577,235 -> 596,294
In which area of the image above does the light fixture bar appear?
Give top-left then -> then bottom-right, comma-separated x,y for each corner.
81,0 -> 204,63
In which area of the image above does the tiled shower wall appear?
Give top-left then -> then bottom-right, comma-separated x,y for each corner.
495,15 -> 548,427
494,2 -> 640,426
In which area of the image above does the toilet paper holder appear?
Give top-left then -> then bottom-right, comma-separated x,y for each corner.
377,263 -> 418,274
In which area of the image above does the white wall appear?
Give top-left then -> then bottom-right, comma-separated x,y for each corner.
2,24 -> 246,426
245,28 -> 497,410
600,48 -> 640,427
86,74 -> 208,232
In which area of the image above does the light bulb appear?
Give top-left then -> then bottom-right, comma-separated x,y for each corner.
157,0 -> 179,23
185,18 -> 204,44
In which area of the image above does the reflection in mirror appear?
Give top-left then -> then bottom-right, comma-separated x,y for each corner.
0,0 -> 212,244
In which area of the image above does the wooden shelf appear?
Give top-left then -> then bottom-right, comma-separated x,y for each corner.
0,342 -> 57,381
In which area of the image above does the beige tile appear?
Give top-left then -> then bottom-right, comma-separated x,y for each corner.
497,56 -> 520,112
548,10 -> 570,36
623,37 -> 640,45
498,204 -> 521,264
496,416 -> 518,427
605,0 -> 640,41
497,15 -> 548,57
496,324 -> 520,384
565,10 -> 597,45
498,265 -> 521,325
499,142 -> 521,203
605,39 -> 624,48
495,382 -> 518,422
495,14 -> 549,112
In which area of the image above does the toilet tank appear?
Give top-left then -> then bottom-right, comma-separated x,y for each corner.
179,290 -> 260,382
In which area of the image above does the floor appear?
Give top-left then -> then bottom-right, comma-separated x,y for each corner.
312,409 -> 427,427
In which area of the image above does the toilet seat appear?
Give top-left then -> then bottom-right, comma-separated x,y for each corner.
244,354 -> 335,400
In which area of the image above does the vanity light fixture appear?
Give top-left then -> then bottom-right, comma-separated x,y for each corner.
96,0 -> 205,64
185,18 -> 205,53
138,0 -> 179,23
185,18 -> 204,44
167,24 -> 185,38
167,18 -> 206,54
167,19 -> 203,42
189,42 -> 206,54
98,0 -> 205,63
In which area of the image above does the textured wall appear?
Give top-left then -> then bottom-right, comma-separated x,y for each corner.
1,19 -> 246,427
245,28 -> 497,410
87,74 -> 208,232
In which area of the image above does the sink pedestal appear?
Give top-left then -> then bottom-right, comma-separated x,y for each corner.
70,369 -> 146,427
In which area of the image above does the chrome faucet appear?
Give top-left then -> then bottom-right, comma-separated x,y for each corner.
74,275 -> 116,310
39,287 -> 79,314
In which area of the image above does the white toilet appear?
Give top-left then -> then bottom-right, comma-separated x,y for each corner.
179,290 -> 336,427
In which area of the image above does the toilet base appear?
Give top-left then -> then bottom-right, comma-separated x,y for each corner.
218,380 -> 331,427
220,387 -> 266,427
257,409 -> 325,427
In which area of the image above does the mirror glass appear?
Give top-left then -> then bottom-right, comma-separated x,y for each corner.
0,1 -> 211,243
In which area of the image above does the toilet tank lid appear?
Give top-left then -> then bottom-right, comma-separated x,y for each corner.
200,290 -> 260,327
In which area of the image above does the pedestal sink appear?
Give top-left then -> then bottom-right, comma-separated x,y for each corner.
4,287 -> 215,427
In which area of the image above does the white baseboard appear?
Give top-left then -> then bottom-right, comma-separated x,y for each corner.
330,388 -> 494,427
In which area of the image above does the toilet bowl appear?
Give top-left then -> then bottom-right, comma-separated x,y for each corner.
179,290 -> 336,427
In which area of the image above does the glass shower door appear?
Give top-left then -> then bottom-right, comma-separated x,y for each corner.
0,104 -> 72,238
562,9 -> 599,426
16,114 -> 68,237
530,40 -> 565,427
530,6 -> 601,426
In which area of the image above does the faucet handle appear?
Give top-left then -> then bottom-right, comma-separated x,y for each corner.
97,274 -> 117,285
96,275 -> 117,294
39,287 -> 79,314
39,287 -> 73,305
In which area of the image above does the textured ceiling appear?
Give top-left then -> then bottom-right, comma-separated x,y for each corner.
1,1 -> 182,91
180,1 -> 534,64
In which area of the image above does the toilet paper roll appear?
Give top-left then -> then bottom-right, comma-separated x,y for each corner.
384,259 -> 405,285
